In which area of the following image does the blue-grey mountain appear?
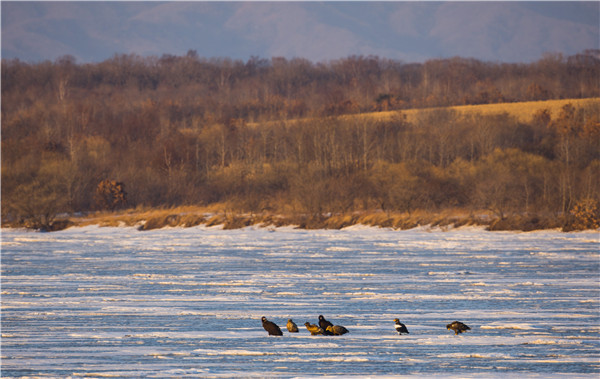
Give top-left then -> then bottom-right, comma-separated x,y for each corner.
2,1 -> 598,63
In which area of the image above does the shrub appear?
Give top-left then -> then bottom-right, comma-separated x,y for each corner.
564,198 -> 600,231
95,180 -> 127,210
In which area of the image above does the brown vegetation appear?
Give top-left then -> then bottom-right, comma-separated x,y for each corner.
95,179 -> 127,210
46,205 -> 567,232
2,51 -> 600,231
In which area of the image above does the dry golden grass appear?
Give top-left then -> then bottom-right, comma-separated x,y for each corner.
50,205 -> 571,231
346,208 -> 487,230
353,97 -> 600,124
77,205 -> 223,229
246,97 -> 598,129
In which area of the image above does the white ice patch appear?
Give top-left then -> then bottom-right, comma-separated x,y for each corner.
481,323 -> 537,330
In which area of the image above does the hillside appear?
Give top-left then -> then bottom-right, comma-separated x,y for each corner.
253,97 -> 599,128
2,54 -> 599,231
359,97 -> 600,124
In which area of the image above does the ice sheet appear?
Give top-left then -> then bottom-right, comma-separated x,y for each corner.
1,226 -> 598,377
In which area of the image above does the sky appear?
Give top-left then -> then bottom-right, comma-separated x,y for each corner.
1,1 -> 599,64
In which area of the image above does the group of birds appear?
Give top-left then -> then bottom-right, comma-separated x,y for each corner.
395,319 -> 471,336
261,315 -> 349,336
391,319 -> 471,336
261,316 -> 471,336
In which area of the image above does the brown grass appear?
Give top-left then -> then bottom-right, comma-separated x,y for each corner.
247,97 -> 599,128
9,204 -> 578,232
53,205 -> 568,232
353,97 -> 600,124
77,205 -> 217,229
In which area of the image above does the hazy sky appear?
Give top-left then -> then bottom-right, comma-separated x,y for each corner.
2,1 -> 599,63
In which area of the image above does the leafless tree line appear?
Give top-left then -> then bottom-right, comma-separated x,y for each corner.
1,51 -> 599,228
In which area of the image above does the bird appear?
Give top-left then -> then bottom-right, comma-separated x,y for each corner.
326,325 -> 349,335
446,321 -> 471,335
304,322 -> 326,335
261,316 -> 283,336
318,315 -> 334,330
287,319 -> 299,333
394,319 -> 409,334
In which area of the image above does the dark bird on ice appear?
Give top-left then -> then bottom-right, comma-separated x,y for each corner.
326,325 -> 349,335
261,316 -> 283,336
446,321 -> 471,335
304,322 -> 326,335
394,319 -> 409,335
318,315 -> 334,330
287,319 -> 299,333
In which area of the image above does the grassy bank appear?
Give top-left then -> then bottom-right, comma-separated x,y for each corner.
6,205 -> 579,232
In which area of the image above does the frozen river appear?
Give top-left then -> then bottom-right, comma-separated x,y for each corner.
1,225 -> 599,378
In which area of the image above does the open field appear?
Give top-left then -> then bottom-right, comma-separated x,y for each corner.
279,97 -> 600,126
444,97 -> 598,121
381,97 -> 600,124
245,97 -> 600,131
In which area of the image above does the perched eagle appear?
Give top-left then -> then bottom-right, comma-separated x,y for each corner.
261,316 -> 283,336
326,325 -> 349,335
318,315 -> 334,330
446,321 -> 471,335
394,319 -> 409,335
287,319 -> 299,333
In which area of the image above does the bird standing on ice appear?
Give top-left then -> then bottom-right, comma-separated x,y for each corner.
287,319 -> 299,333
394,319 -> 409,334
446,321 -> 470,335
326,325 -> 349,335
261,316 -> 283,336
318,315 -> 334,330
304,322 -> 326,335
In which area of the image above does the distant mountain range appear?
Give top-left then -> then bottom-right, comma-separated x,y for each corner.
2,1 -> 598,64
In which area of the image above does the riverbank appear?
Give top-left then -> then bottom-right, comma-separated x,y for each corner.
4,205 -> 588,232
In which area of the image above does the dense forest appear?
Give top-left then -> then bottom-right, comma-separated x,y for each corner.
2,50 -> 600,230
